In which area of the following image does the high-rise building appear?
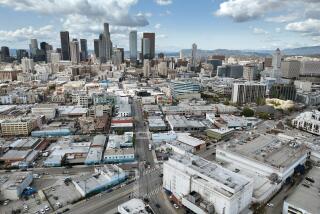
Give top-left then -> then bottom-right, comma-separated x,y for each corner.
112,48 -> 122,68
99,33 -> 107,63
142,33 -> 155,60
29,39 -> 38,57
129,30 -> 137,64
217,64 -> 243,79
0,46 -> 10,62
272,48 -> 282,69
16,49 -> 28,63
281,60 -> 300,79
104,23 -> 112,61
60,31 -> 70,61
143,59 -> 151,77
231,82 -> 266,104
142,38 -> 151,60
191,43 -> 197,68
243,64 -> 259,81
80,39 -> 88,61
70,39 -> 80,64
94,39 -> 99,58
21,57 -> 34,73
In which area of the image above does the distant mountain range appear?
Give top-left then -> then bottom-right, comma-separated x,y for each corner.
9,45 -> 320,59
178,46 -> 320,58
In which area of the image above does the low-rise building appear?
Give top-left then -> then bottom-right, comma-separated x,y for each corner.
163,153 -> 253,214
0,172 -> 33,200
166,115 -> 206,132
206,128 -> 234,140
118,198 -> 149,214
283,167 -> 320,214
292,110 -> 320,136
103,147 -> 135,163
72,165 -> 126,197
1,118 -> 34,136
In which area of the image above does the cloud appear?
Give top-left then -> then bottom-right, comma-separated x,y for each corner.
155,0 -> 172,6
285,18 -> 320,34
154,23 -> 161,29
253,27 -> 268,35
275,27 -> 281,33
215,0 -> 283,22
0,25 -> 55,42
0,0 -> 149,27
265,14 -> 299,23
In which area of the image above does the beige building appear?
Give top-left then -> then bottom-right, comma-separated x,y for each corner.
1,118 -> 34,136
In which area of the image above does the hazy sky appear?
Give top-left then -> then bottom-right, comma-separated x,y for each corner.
0,0 -> 319,51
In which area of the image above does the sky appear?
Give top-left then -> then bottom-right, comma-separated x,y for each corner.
0,0 -> 320,52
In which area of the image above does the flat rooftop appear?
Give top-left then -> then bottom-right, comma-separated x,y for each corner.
285,167 -> 320,213
218,134 -> 308,169
170,153 -> 250,192
176,133 -> 205,147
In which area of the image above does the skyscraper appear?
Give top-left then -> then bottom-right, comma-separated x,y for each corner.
0,46 -> 10,62
99,33 -> 107,63
29,39 -> 38,57
16,49 -> 28,63
272,48 -> 282,69
94,39 -> 99,58
142,33 -> 155,60
191,43 -> 197,68
80,39 -> 88,61
142,38 -> 151,60
129,30 -> 137,64
70,39 -> 80,64
60,31 -> 70,61
104,23 -> 112,61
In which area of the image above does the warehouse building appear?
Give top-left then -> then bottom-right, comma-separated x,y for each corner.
163,153 -> 253,214
73,165 -> 126,197
0,171 -> 33,200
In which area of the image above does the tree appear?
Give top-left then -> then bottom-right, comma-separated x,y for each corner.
257,112 -> 270,120
241,107 -> 254,117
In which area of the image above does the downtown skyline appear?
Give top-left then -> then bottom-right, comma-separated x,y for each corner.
0,0 -> 320,51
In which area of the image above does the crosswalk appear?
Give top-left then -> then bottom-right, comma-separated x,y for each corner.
142,186 -> 163,198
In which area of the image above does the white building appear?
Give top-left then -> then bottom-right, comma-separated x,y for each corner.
292,110 -> 320,136
0,172 -> 33,200
283,167 -> 320,214
163,153 -> 253,214
21,57 -> 34,73
231,82 -> 266,104
31,104 -> 58,120
118,198 -> 148,214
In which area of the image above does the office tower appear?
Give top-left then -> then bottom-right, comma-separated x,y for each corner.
16,49 -> 28,63
80,39 -> 88,61
270,83 -> 296,101
243,64 -> 259,81
142,33 -> 155,60
299,61 -> 320,83
280,60 -> 300,79
158,53 -> 164,59
0,46 -> 10,62
142,38 -> 151,60
104,23 -> 112,61
170,80 -> 201,98
94,39 -> 99,58
158,61 -> 168,77
60,31 -> 70,60
50,53 -> 61,64
272,48 -> 282,69
99,33 -> 107,63
191,43 -> 197,68
217,64 -> 243,78
179,50 -> 184,59
70,39 -> 80,64
231,82 -> 266,104
129,30 -> 137,64
118,48 -> 124,63
112,48 -> 122,68
21,57 -> 34,73
29,39 -> 38,57
143,59 -> 151,77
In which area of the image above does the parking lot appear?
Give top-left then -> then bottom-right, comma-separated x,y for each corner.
43,181 -> 82,211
